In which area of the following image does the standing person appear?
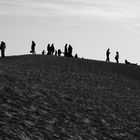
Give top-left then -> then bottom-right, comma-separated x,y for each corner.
115,51 -> 119,63
50,44 -> 55,55
47,44 -> 51,55
106,48 -> 110,62
0,41 -> 6,58
64,44 -> 68,57
68,44 -> 73,57
30,41 -> 36,54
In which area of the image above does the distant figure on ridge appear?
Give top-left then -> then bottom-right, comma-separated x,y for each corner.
0,41 -> 6,58
64,44 -> 68,57
115,51 -> 119,63
75,53 -> 78,58
55,50 -> 57,56
50,44 -> 55,55
47,44 -> 51,55
30,41 -> 36,54
125,59 -> 137,65
42,50 -> 45,55
58,49 -> 62,56
125,59 -> 130,64
106,48 -> 110,62
68,44 -> 73,57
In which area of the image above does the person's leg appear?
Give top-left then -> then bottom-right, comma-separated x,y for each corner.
1,50 -> 5,57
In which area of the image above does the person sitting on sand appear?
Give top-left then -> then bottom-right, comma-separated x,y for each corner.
42,50 -> 45,55
55,50 -> 57,56
75,53 -> 78,58
125,59 -> 137,65
58,49 -> 62,56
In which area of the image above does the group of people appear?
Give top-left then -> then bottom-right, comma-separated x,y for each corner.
46,44 -> 55,55
106,48 -> 119,63
64,44 -> 73,57
30,41 -> 78,58
0,41 -> 138,66
106,48 -> 137,65
46,43 -> 63,56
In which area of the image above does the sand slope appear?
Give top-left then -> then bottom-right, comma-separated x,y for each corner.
0,55 -> 140,139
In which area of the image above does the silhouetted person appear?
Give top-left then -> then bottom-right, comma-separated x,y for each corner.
64,44 -> 68,57
42,50 -> 45,55
68,44 -> 73,57
125,59 -> 130,64
0,41 -> 6,58
55,50 -> 57,56
106,48 -> 110,62
30,41 -> 36,54
50,44 -> 55,55
125,59 -> 137,65
58,49 -> 62,56
75,53 -> 78,58
115,51 -> 119,63
47,44 -> 51,55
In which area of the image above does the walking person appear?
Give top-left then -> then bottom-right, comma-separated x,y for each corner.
115,51 -> 119,63
106,48 -> 110,62
30,41 -> 36,54
0,41 -> 6,58
64,44 -> 68,57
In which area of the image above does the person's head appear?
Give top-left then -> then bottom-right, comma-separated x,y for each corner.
1,41 -> 5,45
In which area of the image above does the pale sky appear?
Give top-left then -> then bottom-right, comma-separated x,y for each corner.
0,0 -> 140,63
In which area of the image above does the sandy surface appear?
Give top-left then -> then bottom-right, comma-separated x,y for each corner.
0,55 -> 140,139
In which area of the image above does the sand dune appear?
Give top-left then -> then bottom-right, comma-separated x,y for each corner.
0,55 -> 140,139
